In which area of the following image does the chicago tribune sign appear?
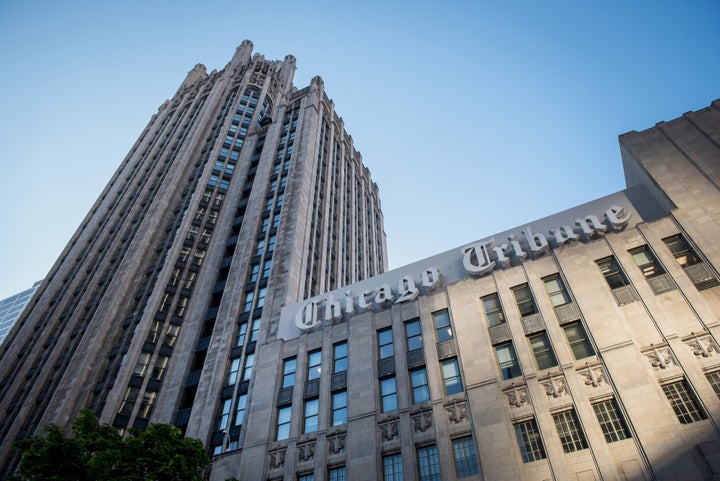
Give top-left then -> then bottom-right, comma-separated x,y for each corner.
291,204 -> 632,333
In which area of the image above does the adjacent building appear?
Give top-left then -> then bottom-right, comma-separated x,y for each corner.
0,281 -> 41,347
1,40 -> 719,481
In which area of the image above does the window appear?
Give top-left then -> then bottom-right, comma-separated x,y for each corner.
151,355 -> 169,380
298,475 -> 314,481
216,398 -> 232,430
234,394 -> 247,426
226,358 -> 241,385
495,343 -> 522,380
410,367 -> 430,403
563,322 -> 594,360
405,319 -> 423,351
134,352 -> 151,376
513,284 -> 538,316
514,419 -> 546,463
380,377 -> 398,412
328,467 -> 346,481
378,328 -> 394,359
543,275 -> 570,307
234,322 -> 247,347
597,256 -> 630,289
664,234 -> 701,267
250,318 -> 261,342
482,293 -> 505,326
528,332 -> 558,370
382,453 -> 403,481
592,399 -> 631,443
307,350 -> 322,380
283,357 -> 296,388
256,287 -> 267,309
452,436 -> 479,477
249,263 -> 260,282
262,259 -> 272,279
433,309 -> 453,342
242,353 -> 254,381
417,445 -> 441,481
332,390 -> 347,426
118,387 -> 139,415
276,406 -> 291,440
441,358 -> 463,395
630,246 -> 665,278
662,380 -> 706,424
333,342 -> 348,373
553,409 -> 588,453
242,292 -> 254,313
303,398 -> 319,433
706,371 -> 720,399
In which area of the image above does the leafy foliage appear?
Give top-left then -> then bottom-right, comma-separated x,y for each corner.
12,410 -> 210,481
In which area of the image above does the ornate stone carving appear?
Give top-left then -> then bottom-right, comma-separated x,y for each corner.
684,333 -> 718,358
445,400 -> 468,424
297,440 -> 315,463
268,448 -> 286,470
643,346 -> 674,369
327,432 -> 345,455
541,375 -> 566,398
578,365 -> 605,388
503,385 -> 529,408
412,410 -> 433,432
379,418 -> 399,442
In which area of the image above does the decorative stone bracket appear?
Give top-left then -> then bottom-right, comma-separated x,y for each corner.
683,332 -> 719,358
578,364 -> 605,388
540,374 -> 566,398
327,432 -> 345,456
379,418 -> 399,442
642,345 -> 675,370
268,447 -> 286,470
412,410 -> 433,433
503,385 -> 529,408
297,440 -> 316,463
445,400 -> 468,424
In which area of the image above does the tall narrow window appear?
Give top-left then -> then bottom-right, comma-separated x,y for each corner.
515,419 -> 546,463
543,275 -> 570,307
495,342 -> 522,380
380,376 -> 398,412
234,394 -> 247,426
216,398 -> 232,430
452,436 -> 480,477
513,284 -> 538,316
234,322 -> 247,347
662,380 -> 706,424
563,322 -> 595,360
118,387 -> 139,416
553,409 -> 588,453
276,406 -> 291,441
333,342 -> 348,373
482,293 -> 505,326
592,399 -> 631,443
405,319 -> 423,351
151,355 -> 169,381
282,357 -> 296,388
378,328 -> 394,359
410,367 -> 430,403
630,246 -> 664,278
242,353 -> 254,381
332,390 -> 347,426
528,332 -> 558,370
250,318 -> 261,342
433,309 -> 453,342
597,256 -> 630,289
307,350 -> 322,380
441,358 -> 463,395
303,398 -> 319,433
417,445 -> 441,481
382,453 -> 403,481
706,371 -> 720,399
226,358 -> 241,385
134,352 -> 151,376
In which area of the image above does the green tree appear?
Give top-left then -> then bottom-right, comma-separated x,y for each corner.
12,410 -> 210,481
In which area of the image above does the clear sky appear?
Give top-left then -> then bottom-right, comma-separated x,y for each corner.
0,0 -> 718,299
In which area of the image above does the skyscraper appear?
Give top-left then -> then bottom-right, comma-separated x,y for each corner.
0,281 -> 41,347
0,41 -> 386,478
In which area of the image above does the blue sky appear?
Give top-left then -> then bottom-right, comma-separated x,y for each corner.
0,1 -> 718,299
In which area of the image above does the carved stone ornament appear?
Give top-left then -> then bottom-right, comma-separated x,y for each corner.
503,385 -> 529,408
445,400 -> 468,424
684,333 -> 718,358
297,440 -> 316,463
380,418 -> 399,442
541,375 -> 566,398
268,448 -> 286,470
643,346 -> 674,370
327,432 -> 346,455
578,365 -> 605,388
412,410 -> 433,433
